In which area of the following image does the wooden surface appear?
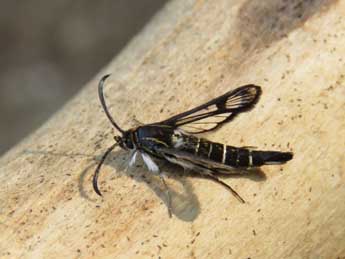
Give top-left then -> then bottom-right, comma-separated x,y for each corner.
1,0 -> 345,258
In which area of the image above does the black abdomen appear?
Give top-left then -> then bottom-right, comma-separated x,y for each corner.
180,137 -> 293,168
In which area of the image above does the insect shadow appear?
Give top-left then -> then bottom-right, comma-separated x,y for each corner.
79,149 -> 200,221
78,148 -> 267,222
23,148 -> 266,221
23,148 -> 200,221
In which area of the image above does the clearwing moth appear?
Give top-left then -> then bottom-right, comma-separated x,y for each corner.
93,74 -> 293,217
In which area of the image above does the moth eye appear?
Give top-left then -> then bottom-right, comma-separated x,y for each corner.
125,138 -> 134,149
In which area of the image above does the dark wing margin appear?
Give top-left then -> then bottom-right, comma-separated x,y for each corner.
154,85 -> 262,134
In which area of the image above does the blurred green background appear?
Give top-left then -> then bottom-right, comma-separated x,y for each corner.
0,0 -> 168,156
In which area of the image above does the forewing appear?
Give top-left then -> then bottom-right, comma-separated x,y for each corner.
155,85 -> 261,134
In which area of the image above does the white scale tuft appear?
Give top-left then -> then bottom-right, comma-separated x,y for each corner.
172,129 -> 184,148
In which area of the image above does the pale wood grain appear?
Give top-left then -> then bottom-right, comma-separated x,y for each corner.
1,0 -> 345,258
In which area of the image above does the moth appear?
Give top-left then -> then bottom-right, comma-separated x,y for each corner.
93,74 -> 293,216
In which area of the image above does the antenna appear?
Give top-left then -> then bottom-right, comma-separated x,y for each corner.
93,143 -> 118,196
98,74 -> 125,134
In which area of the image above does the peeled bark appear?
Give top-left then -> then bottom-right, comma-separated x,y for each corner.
1,0 -> 344,258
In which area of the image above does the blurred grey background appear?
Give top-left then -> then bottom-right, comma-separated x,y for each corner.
0,0 -> 168,156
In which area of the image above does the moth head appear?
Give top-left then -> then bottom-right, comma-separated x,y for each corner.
114,132 -> 134,150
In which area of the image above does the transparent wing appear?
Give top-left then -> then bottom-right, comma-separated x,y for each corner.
154,85 -> 262,134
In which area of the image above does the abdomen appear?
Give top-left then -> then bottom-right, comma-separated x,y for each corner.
176,134 -> 293,168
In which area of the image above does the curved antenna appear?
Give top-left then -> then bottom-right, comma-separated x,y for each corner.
98,74 -> 125,134
93,142 -> 118,196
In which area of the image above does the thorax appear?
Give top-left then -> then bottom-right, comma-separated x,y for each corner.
133,125 -> 175,150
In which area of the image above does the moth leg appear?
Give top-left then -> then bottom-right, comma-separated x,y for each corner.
204,173 -> 245,203
125,150 -> 138,172
141,152 -> 173,217
159,173 -> 172,218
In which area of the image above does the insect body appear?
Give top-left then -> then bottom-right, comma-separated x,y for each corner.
94,74 -> 293,216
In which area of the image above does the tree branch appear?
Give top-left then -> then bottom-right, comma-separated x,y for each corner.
1,0 -> 344,258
